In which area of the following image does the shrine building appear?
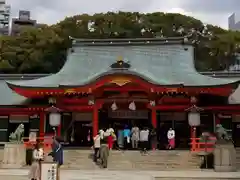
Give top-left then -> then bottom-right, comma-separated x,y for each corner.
1,37 -> 240,149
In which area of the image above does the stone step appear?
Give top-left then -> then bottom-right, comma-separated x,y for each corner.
156,178 -> 238,180
0,149 -> 200,170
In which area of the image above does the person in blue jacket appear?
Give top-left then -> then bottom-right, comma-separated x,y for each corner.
50,137 -> 63,166
123,125 -> 131,150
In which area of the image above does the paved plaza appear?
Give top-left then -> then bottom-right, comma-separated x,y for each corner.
0,169 -> 240,180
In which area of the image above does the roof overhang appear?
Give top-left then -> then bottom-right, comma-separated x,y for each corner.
229,84 -> 240,104
7,72 -> 237,98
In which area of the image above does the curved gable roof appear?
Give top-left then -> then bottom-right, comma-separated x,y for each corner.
6,38 -> 239,88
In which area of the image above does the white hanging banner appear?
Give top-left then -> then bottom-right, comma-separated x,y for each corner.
129,101 -> 136,111
111,102 -> 118,111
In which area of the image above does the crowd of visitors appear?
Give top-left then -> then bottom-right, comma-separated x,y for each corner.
93,124 -> 176,158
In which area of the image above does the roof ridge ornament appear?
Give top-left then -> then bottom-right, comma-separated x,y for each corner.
110,56 -> 131,69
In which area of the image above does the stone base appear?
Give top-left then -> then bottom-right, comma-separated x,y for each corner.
214,143 -> 237,172
1,142 -> 26,168
214,165 -> 237,172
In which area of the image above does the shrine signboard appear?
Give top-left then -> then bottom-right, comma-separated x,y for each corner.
108,110 -> 148,119
41,162 -> 59,180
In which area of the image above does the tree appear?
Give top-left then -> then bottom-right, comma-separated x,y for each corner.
0,12 -> 240,73
0,26 -> 66,73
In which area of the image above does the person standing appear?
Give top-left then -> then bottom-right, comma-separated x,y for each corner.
99,135 -> 109,168
99,129 -> 104,139
123,125 -> 131,150
51,137 -> 63,166
140,127 -> 149,154
117,128 -> 124,149
150,128 -> 158,150
106,125 -> 114,150
93,132 -> 101,162
167,128 -> 175,150
29,141 -> 43,180
131,125 -> 140,149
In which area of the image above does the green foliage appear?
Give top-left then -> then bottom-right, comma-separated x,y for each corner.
0,12 -> 240,73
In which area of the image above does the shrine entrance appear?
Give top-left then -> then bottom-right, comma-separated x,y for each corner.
158,112 -> 190,149
98,101 -> 151,131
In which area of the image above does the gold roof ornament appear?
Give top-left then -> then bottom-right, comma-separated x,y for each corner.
117,56 -> 123,65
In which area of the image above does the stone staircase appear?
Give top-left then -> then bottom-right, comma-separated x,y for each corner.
61,150 -> 200,170
0,148 -> 200,170
108,150 -> 200,170
61,150 -> 99,169
235,147 -> 240,169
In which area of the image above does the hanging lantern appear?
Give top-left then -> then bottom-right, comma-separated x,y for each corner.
129,101 -> 136,111
45,106 -> 61,127
49,113 -> 61,127
111,102 -> 118,111
188,112 -> 200,126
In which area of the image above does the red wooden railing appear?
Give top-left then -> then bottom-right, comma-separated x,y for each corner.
23,137 -> 53,152
190,137 -> 216,152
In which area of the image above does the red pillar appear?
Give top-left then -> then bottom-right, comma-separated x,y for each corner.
93,106 -> 99,137
151,108 -> 157,150
190,126 -> 197,152
39,112 -> 45,138
151,108 -> 157,128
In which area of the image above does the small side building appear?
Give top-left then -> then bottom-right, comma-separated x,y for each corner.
11,10 -> 37,35
0,0 -> 10,36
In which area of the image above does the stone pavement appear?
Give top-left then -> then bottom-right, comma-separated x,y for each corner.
0,169 -> 240,180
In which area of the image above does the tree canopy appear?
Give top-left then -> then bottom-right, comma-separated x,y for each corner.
0,11 -> 240,73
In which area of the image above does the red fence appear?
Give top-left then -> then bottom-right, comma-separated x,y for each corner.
190,137 -> 216,152
23,137 -> 53,152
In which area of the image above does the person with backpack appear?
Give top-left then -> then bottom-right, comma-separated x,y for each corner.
93,132 -> 101,162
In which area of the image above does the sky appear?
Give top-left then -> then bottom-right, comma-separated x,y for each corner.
5,0 -> 240,29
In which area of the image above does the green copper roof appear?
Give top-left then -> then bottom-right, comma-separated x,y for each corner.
7,38 -> 239,88
0,80 -> 27,105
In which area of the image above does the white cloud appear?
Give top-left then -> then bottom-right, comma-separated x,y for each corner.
5,0 -> 236,29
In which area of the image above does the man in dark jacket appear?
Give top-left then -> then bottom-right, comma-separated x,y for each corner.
50,137 -> 63,166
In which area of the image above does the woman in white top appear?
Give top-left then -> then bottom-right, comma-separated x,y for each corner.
29,141 -> 43,180
167,128 -> 175,149
106,127 -> 114,136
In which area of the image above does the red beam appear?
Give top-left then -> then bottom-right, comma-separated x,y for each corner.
59,98 -> 89,104
152,105 -> 189,110
204,106 -> 240,111
102,87 -> 147,92
60,105 -> 93,111
1,104 -> 240,115
159,97 -> 190,104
